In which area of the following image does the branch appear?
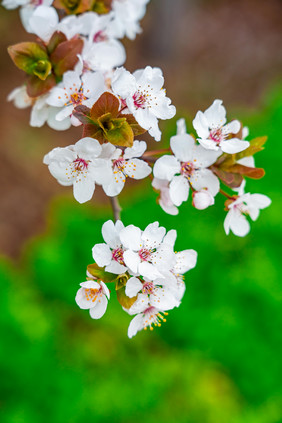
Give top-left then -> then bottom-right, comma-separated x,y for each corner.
110,196 -> 122,222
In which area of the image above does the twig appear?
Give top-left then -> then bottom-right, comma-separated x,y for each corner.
110,196 -> 122,221
220,189 -> 233,200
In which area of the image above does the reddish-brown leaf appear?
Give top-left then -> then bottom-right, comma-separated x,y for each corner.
26,73 -> 56,97
50,37 -> 83,76
90,92 -> 120,119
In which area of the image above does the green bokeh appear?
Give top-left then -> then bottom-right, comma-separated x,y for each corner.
0,85 -> 281,423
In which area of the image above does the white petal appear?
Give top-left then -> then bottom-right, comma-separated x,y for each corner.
89,295 -> 108,319
192,190 -> 215,210
112,67 -> 136,98
73,177 -> 95,203
92,243 -> 112,267
192,144 -> 221,168
105,261 -> 127,274
176,118 -> 187,135
124,159 -> 151,179
190,169 -> 219,196
153,155 -> 181,181
120,225 -> 142,250
75,287 -> 92,310
248,194 -> 271,210
169,175 -> 189,207
192,111 -> 210,139
102,220 -> 123,249
162,229 -> 177,248
74,137 -> 102,158
150,287 -> 179,310
123,250 -> 140,274
128,314 -> 144,338
138,261 -> 163,280
125,277 -> 143,298
142,222 -> 165,249
170,134 -> 195,162
174,250 -> 198,273
224,120 -> 241,135
220,138 -> 250,154
124,140 -> 147,159
204,99 -> 226,128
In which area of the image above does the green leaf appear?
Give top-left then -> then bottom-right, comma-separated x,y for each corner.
90,92 -> 120,119
116,286 -> 137,310
32,60 -> 52,80
8,42 -> 48,75
121,113 -> 146,136
235,136 -> 267,160
50,37 -> 83,76
87,263 -> 117,284
105,119 -> 134,147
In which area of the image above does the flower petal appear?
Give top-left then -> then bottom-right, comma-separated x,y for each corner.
169,175 -> 189,207
92,243 -> 112,267
89,295 -> 108,319
125,277 -> 143,298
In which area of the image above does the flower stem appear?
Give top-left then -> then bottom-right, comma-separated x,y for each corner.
142,148 -> 171,157
110,196 -> 122,222
220,189 -> 233,199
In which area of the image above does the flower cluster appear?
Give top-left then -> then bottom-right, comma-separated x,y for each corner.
153,100 -> 271,236
76,220 -> 197,338
5,0 -> 271,338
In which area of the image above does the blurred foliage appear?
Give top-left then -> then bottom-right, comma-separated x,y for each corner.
0,84 -> 282,423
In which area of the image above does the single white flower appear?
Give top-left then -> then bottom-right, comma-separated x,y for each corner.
75,280 -> 110,319
152,178 -> 179,216
193,99 -> 250,154
111,66 -> 176,141
224,180 -> 271,237
127,299 -> 169,338
153,132 -> 220,207
125,276 -> 180,310
92,220 -> 128,274
43,137 -> 112,203
19,0 -> 54,33
101,141 -> 151,197
46,66 -> 106,126
119,222 -> 176,279
109,0 -> 150,40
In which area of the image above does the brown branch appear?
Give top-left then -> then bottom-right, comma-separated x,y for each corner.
220,189 -> 233,200
110,196 -> 122,222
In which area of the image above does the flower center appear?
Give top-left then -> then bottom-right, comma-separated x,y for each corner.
142,307 -> 168,331
180,161 -> 195,178
139,248 -> 151,261
209,128 -> 224,144
93,30 -> 108,43
112,247 -> 125,265
142,281 -> 154,295
73,157 -> 89,172
133,91 -> 147,109
85,287 -> 101,303
70,91 -> 87,105
113,157 -> 126,172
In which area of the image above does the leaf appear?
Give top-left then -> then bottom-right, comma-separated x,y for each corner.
87,263 -> 117,284
116,286 -> 137,310
33,60 -> 52,80
121,113 -> 146,136
50,37 -> 83,76
235,136 -> 267,160
8,42 -> 48,75
115,274 -> 130,291
26,73 -> 56,97
73,105 -> 94,125
83,124 -> 104,141
228,164 -> 265,179
211,166 -> 243,188
105,120 -> 134,147
47,31 -> 68,55
90,92 -> 120,119
53,0 -> 90,14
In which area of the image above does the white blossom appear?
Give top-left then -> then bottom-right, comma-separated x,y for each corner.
109,0 -> 150,40
28,5 -> 59,42
119,222 -> 176,280
192,189 -> 215,210
75,280 -> 110,319
111,66 -> 176,141
100,141 -> 151,197
152,178 -> 179,216
193,99 -> 250,154
153,127 -> 220,207
47,65 -> 106,126
127,300 -> 169,338
92,220 -> 128,274
224,180 -> 271,237
43,137 -> 112,203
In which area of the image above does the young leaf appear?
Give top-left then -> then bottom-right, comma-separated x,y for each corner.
26,73 -> 56,97
8,42 -> 48,75
47,31 -> 68,55
90,92 -> 120,119
121,113 -> 146,136
50,37 -> 83,76
228,164 -> 265,179
116,286 -> 137,310
87,263 -> 117,284
211,166 -> 243,188
73,105 -> 93,125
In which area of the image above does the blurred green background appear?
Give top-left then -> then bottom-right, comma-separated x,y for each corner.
0,0 -> 282,422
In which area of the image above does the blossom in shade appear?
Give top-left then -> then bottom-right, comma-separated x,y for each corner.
224,180 -> 271,237
46,65 -> 106,126
92,220 -> 128,274
43,137 -> 112,203
27,6 -> 58,42
119,222 -> 176,279
100,141 -> 152,197
152,178 -> 179,216
109,0 -> 151,40
75,280 -> 110,319
193,99 -> 250,154
153,129 -> 220,207
111,66 -> 176,141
